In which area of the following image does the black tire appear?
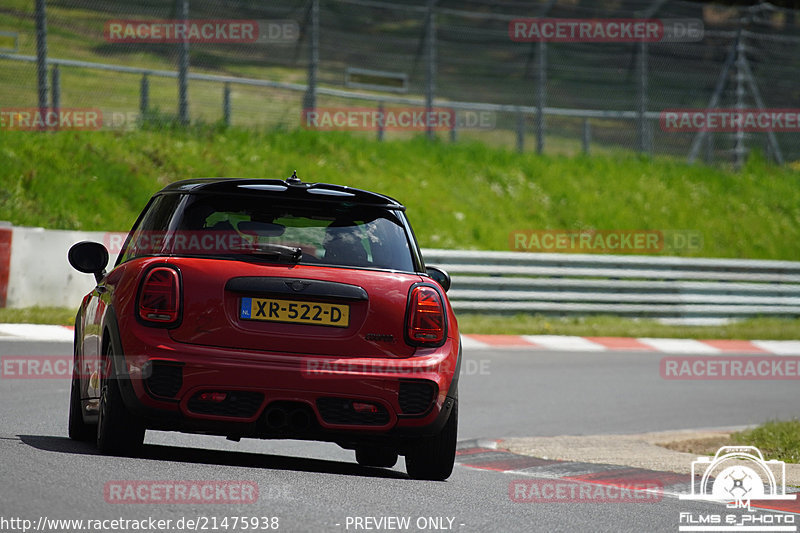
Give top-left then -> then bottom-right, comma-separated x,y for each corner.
356,446 -> 398,468
68,373 -> 95,441
405,401 -> 458,481
97,342 -> 145,456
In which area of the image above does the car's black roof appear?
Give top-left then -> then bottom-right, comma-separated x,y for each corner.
159,177 -> 405,211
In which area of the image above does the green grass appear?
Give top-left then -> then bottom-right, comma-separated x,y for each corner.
1,127 -> 799,260
661,419 -> 800,464
732,420 -> 800,464
0,306 -> 76,326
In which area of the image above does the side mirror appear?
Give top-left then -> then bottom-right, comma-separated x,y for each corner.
68,241 -> 109,283
425,265 -> 451,292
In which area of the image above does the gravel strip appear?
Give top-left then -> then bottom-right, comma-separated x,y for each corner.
503,429 -> 800,487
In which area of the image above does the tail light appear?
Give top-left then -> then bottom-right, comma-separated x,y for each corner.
406,285 -> 446,346
138,267 -> 181,325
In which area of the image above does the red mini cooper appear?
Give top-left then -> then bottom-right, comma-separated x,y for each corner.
67,174 -> 460,480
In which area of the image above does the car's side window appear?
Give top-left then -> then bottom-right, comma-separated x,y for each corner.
362,217 -> 414,271
118,194 -> 182,263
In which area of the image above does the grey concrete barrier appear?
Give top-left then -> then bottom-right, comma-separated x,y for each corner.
0,224 -> 121,309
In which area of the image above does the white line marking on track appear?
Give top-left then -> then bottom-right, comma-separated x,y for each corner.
521,335 -> 607,352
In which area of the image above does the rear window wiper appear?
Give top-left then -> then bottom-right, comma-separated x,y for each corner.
233,243 -> 302,263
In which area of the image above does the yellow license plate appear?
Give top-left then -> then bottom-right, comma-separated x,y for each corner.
240,297 -> 349,327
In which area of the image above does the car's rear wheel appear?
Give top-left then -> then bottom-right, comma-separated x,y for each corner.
355,446 -> 398,468
405,401 -> 458,481
97,342 -> 145,456
68,372 -> 94,441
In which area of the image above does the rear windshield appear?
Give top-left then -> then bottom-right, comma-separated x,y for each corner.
119,193 -> 416,272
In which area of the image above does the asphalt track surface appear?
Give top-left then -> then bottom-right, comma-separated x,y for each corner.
1,339 -> 797,532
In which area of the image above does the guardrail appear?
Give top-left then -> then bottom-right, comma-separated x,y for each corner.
0,51 -> 666,120
0,51 -> 660,153
421,249 -> 800,320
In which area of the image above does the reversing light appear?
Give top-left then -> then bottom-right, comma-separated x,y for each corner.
406,285 -> 446,346
138,267 -> 180,325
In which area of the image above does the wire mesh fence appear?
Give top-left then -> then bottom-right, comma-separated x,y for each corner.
1,0 -> 799,166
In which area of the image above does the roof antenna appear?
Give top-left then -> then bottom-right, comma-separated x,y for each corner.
287,170 -> 301,184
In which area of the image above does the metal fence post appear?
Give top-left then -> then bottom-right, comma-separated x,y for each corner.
50,64 -> 60,118
516,112 -> 525,153
637,40 -> 650,155
741,52 -> 784,164
734,37 -> 746,170
687,34 -> 738,164
704,132 -> 714,165
535,41 -> 546,154
450,109 -> 457,143
35,0 -> 48,125
582,118 -> 591,155
303,0 -> 318,113
223,82 -> 231,126
425,0 -> 436,141
377,102 -> 384,141
177,0 -> 190,125
140,74 -> 149,117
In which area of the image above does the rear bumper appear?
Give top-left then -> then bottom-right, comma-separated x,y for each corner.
112,329 -> 460,447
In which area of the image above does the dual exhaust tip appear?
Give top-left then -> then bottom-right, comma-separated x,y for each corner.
265,405 -> 313,432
